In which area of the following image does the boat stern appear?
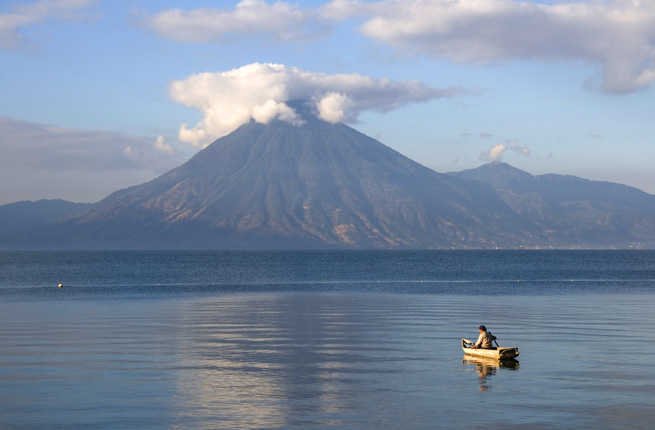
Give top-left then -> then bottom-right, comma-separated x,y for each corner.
498,347 -> 520,359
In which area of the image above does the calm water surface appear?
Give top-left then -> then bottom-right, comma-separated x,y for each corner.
1,251 -> 654,429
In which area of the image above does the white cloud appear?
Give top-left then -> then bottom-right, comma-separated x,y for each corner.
153,135 -> 175,155
169,62 -> 460,147
0,117 -> 184,204
145,0 -> 655,93
323,0 -> 655,93
480,141 -> 530,161
146,0 -> 323,43
0,0 -> 92,48
486,144 -> 507,161
316,92 -> 353,123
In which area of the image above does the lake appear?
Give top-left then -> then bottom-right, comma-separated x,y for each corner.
1,251 -> 654,429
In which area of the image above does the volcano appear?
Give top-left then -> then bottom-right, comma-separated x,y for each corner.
31,113 -> 534,249
5,111 -> 654,249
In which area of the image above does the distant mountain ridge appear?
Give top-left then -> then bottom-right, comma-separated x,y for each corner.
0,199 -> 92,240
451,162 -> 655,248
1,118 -> 653,249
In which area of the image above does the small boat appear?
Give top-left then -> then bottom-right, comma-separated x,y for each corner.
462,338 -> 519,360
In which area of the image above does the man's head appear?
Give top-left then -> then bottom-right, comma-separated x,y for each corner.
478,325 -> 487,332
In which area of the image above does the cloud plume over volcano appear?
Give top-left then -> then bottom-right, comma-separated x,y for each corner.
169,63 -> 460,147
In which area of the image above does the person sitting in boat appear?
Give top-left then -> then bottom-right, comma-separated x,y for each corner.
472,325 -> 496,349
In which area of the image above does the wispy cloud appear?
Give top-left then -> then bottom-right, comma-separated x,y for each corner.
322,0 -> 655,93
0,0 -> 93,48
145,0 -> 325,43
170,62 -> 462,147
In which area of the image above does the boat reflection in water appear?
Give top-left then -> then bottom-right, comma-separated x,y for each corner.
462,356 -> 520,392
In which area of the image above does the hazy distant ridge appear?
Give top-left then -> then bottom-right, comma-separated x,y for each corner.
0,200 -> 92,240
451,162 -> 655,248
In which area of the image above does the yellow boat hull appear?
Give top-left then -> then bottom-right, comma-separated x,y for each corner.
461,338 -> 519,360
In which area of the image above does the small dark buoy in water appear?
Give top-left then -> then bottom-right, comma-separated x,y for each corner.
57,282 -> 64,289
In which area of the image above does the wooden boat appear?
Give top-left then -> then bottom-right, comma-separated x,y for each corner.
461,338 -> 519,360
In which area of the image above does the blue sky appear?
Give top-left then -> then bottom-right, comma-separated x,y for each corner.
0,0 -> 654,203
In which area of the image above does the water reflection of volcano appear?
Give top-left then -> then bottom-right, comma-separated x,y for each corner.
172,293 -> 408,429
462,356 -> 520,392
